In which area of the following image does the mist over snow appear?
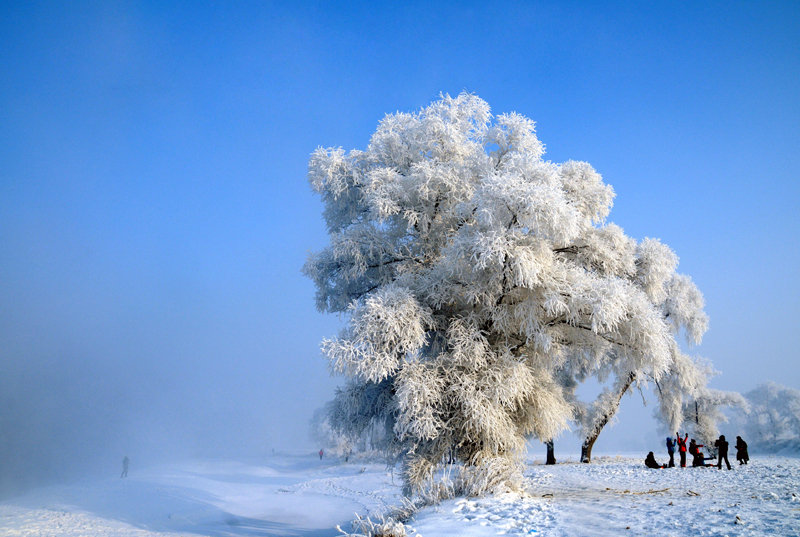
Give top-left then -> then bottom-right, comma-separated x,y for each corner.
0,253 -> 342,496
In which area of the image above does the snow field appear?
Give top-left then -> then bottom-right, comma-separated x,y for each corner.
414,454 -> 800,536
1,453 -> 798,536
0,456 -> 401,537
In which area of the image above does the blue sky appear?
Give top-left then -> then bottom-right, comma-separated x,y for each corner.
1,1 -> 798,486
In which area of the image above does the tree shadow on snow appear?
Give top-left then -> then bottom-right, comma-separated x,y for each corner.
205,515 -> 339,537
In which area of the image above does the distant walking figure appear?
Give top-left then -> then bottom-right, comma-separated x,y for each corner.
121,456 -> 129,478
676,432 -> 688,467
319,449 -> 324,460
666,436 -> 676,467
735,436 -> 749,465
715,435 -> 732,470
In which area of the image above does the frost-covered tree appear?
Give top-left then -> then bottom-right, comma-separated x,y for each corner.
313,380 -> 396,458
733,382 -> 800,452
305,93 -> 718,495
311,405 -> 356,459
651,352 -> 746,447
567,301 -> 744,462
557,249 -> 726,462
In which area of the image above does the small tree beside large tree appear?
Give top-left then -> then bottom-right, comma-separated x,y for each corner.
305,93 -> 726,495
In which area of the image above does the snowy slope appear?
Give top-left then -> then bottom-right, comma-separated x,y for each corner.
1,452 -> 798,536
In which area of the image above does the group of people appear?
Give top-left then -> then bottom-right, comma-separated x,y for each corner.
645,433 -> 749,470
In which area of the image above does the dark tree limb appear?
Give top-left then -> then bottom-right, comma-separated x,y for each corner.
580,371 -> 637,463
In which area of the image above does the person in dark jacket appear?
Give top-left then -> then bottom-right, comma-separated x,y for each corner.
666,436 -> 676,467
689,439 -> 709,467
645,451 -> 665,469
714,435 -> 732,470
676,432 -> 688,467
735,436 -> 749,465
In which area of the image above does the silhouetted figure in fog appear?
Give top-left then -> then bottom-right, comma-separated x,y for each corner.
715,435 -> 732,470
319,449 -> 324,460
121,456 -> 129,478
645,451 -> 665,469
736,436 -> 749,465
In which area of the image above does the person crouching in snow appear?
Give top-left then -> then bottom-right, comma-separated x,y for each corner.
645,452 -> 665,469
689,439 -> 709,467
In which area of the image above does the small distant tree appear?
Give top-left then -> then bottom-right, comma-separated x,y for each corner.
314,380 -> 396,458
310,405 -> 354,458
304,93 -> 720,495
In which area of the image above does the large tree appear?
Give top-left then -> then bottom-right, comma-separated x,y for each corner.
305,93 -> 717,495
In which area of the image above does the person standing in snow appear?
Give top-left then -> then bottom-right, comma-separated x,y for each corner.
676,432 -> 688,467
735,436 -> 749,465
666,436 -> 676,467
319,449 -> 324,460
688,439 -> 698,465
714,435 -> 732,470
121,456 -> 129,478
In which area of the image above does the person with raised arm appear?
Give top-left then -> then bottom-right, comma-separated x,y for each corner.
676,432 -> 688,467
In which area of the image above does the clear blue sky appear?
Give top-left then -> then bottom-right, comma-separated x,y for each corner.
1,1 -> 798,485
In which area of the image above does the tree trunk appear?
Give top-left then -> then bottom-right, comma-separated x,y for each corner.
545,440 -> 556,465
580,437 -> 596,463
581,372 -> 636,463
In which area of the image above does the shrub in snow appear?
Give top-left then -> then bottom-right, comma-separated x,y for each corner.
305,93 -> 732,495
339,513 -> 420,537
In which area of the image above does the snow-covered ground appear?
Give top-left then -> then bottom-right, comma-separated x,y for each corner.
1,452 -> 798,536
